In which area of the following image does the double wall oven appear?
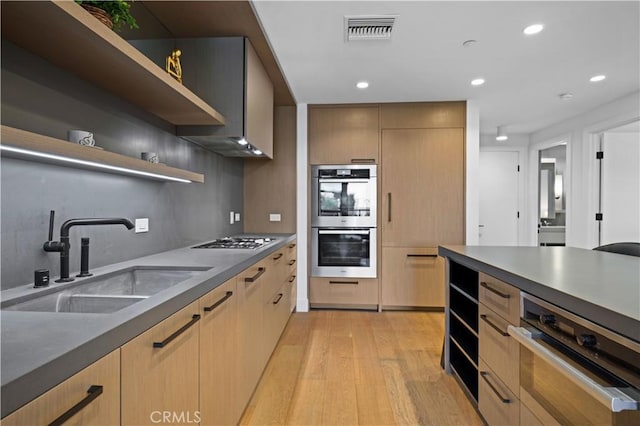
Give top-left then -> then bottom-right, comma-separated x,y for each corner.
509,293 -> 640,425
311,165 -> 377,278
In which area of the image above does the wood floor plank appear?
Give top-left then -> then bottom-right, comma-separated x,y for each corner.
355,383 -> 396,425
285,379 -> 326,425
322,380 -> 358,425
354,356 -> 386,385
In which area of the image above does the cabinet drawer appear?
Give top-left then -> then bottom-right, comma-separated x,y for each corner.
479,272 -> 519,324
479,304 -> 519,395
286,240 -> 297,274
309,277 -> 378,307
478,360 -> 519,426
289,273 -> 297,312
381,247 -> 444,307
2,350 -> 120,426
264,281 -> 292,357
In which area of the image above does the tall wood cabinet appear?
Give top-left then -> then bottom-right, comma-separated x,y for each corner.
380,103 -> 465,308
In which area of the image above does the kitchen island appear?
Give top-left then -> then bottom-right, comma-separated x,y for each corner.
0,234 -> 296,419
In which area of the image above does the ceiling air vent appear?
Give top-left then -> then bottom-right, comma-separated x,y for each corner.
345,15 -> 396,41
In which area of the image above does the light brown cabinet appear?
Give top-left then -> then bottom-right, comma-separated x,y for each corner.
381,247 -> 444,308
381,127 -> 464,247
309,277 -> 378,308
199,278 -> 239,426
478,359 -> 520,426
286,240 -> 297,312
121,302 -> 200,426
308,105 -> 379,164
1,350 -> 120,426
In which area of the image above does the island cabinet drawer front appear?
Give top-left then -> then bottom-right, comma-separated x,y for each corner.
381,247 -> 444,307
309,277 -> 378,305
478,360 -> 519,426
479,272 -> 520,325
1,350 -> 120,426
479,305 -> 520,394
121,302 -> 200,426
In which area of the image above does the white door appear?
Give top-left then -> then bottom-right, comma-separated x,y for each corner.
479,151 -> 519,245
601,131 -> 640,244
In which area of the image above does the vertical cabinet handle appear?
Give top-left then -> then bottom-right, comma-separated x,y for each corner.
288,275 -> 296,283
387,193 -> 392,222
273,293 -> 283,304
480,314 -> 509,336
480,371 -> 510,403
48,385 -> 103,426
288,243 -> 296,248
245,267 -> 266,283
153,314 -> 200,348
288,259 -> 296,266
480,281 -> 511,299
203,291 -> 233,312
273,253 -> 283,260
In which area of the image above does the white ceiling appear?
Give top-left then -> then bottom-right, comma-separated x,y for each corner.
252,1 -> 640,136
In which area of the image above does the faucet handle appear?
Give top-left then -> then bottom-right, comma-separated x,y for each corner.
48,210 -> 55,241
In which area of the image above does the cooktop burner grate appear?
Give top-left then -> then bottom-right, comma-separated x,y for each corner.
192,237 -> 274,249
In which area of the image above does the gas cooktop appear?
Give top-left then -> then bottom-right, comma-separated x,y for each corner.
192,237 -> 275,250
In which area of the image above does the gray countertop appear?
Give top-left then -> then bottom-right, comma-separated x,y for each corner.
1,233 -> 295,418
438,245 -> 640,342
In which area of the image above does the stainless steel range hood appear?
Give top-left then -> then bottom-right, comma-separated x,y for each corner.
130,37 -> 274,158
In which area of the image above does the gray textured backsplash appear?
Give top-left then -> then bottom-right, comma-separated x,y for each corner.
1,40 -> 244,290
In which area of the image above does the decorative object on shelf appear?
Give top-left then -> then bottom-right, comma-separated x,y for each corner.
68,130 -> 95,147
166,49 -> 183,84
140,152 -> 159,163
74,0 -> 138,32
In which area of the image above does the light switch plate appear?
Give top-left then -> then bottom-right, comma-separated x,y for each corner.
230,211 -> 235,225
235,212 -> 241,222
135,218 -> 149,233
269,213 -> 281,222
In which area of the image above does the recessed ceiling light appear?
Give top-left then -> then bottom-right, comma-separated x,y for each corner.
237,138 -> 248,145
356,81 -> 369,89
523,24 -> 544,35
496,126 -> 508,141
558,93 -> 573,100
462,39 -> 478,47
590,75 -> 606,82
253,149 -> 262,155
471,78 -> 485,86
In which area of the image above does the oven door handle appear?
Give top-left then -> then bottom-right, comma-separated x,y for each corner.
507,325 -> 639,412
318,179 -> 370,184
317,230 -> 370,235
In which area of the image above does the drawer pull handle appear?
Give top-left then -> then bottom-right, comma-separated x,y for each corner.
289,243 -> 297,248
351,158 -> 376,164
480,371 -> 510,403
153,314 -> 200,348
273,253 -> 284,260
273,293 -> 284,304
480,314 -> 509,336
48,385 -> 103,426
203,291 -> 233,312
387,193 -> 392,222
288,259 -> 296,266
289,275 -> 296,283
407,254 -> 437,258
245,267 -> 266,283
480,281 -> 511,299
329,280 -> 358,285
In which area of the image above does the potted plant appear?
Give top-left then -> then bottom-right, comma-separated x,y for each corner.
75,1 -> 138,32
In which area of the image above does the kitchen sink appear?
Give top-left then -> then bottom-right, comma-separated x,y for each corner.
2,266 -> 212,314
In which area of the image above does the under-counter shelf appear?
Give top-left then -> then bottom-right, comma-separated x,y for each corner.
1,1 -> 225,126
1,126 -> 204,183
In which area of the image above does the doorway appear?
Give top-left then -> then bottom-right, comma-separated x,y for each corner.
596,120 -> 640,246
537,143 -> 567,246
478,151 -> 519,245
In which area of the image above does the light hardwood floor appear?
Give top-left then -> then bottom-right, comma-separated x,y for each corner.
240,310 -> 482,425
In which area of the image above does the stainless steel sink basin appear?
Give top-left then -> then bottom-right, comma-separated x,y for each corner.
2,266 -> 211,314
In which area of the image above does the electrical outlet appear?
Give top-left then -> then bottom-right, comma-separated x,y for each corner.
230,211 -> 235,225
235,212 -> 241,222
135,218 -> 149,233
269,213 -> 281,222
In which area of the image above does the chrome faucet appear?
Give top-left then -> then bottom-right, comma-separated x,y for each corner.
43,210 -> 134,282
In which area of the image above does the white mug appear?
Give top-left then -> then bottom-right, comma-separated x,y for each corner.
68,130 -> 95,146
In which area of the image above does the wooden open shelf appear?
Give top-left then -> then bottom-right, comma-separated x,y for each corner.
1,125 -> 204,183
1,0 -> 225,126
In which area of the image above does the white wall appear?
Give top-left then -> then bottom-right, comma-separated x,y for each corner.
295,103 -> 309,312
479,133 -> 531,245
530,91 -> 640,248
466,101 -> 480,245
